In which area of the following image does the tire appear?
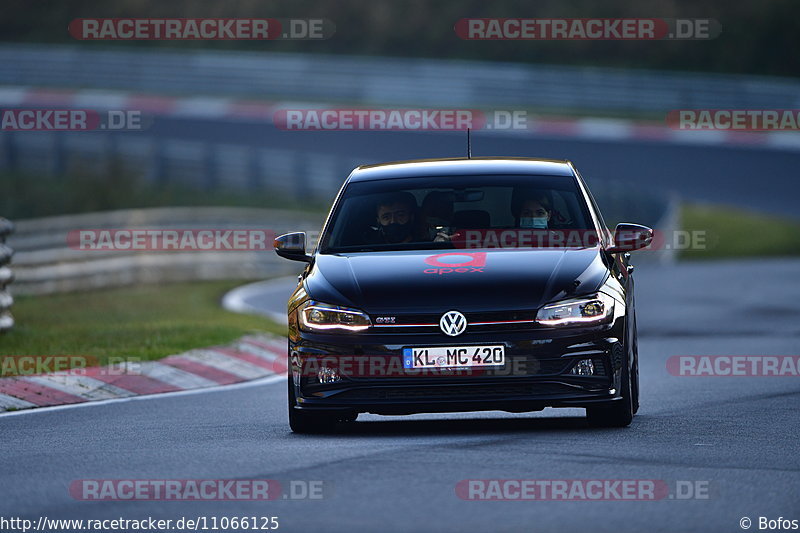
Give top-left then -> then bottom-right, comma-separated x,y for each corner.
586,343 -> 634,428
630,312 -> 640,415
631,358 -> 640,415
287,374 -> 355,434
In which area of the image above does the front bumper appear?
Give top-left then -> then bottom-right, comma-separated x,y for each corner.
289,324 -> 625,416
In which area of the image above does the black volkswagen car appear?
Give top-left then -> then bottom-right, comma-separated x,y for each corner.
275,158 -> 653,432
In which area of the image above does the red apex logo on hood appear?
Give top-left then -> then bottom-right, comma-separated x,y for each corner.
423,252 -> 487,275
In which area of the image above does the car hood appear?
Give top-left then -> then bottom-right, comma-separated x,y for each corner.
304,248 -> 610,313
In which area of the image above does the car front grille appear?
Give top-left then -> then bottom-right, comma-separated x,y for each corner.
370,310 -> 538,334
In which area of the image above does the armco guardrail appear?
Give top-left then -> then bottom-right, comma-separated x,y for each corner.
1,43 -> 798,112
0,217 -> 15,332
9,207 -> 324,295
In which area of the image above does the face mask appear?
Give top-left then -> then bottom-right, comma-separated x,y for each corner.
381,222 -> 412,243
520,217 -> 548,229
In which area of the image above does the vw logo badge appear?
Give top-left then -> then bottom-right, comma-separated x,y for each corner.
439,310 -> 467,336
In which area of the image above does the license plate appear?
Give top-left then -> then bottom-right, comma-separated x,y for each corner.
403,345 -> 505,369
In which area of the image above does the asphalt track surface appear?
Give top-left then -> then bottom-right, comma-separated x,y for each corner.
1,257 -> 798,533
140,117 -> 800,218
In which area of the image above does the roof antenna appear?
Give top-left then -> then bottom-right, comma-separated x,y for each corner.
467,128 -> 472,159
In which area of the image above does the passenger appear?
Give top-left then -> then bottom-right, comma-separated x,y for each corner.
514,194 -> 552,229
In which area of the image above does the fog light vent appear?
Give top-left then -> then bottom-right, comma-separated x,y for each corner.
570,359 -> 595,376
318,366 -> 341,384
592,358 -> 606,376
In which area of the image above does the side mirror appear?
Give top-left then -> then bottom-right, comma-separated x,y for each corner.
274,232 -> 312,262
607,223 -> 653,253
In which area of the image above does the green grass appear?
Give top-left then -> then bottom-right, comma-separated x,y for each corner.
680,204 -> 800,260
0,281 -> 285,373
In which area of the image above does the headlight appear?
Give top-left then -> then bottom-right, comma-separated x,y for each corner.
298,300 -> 371,332
535,292 -> 615,326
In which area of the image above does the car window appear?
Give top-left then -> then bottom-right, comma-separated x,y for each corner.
320,175 -> 597,253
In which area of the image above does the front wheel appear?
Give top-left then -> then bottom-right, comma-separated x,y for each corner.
586,345 -> 634,428
287,375 -> 356,433
631,311 -> 640,415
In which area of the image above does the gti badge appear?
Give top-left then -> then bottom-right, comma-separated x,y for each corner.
439,310 -> 467,336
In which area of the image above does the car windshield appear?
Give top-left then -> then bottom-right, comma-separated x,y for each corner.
319,174 -> 598,253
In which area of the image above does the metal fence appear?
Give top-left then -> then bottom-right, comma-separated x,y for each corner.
0,218 -> 14,332
1,43 -> 799,113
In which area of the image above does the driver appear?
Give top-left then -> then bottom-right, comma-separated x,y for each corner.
370,192 -> 418,244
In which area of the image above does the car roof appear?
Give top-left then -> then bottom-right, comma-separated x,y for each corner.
348,157 -> 575,182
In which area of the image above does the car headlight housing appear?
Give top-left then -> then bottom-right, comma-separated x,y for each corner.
298,300 -> 371,332
535,292 -> 615,327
